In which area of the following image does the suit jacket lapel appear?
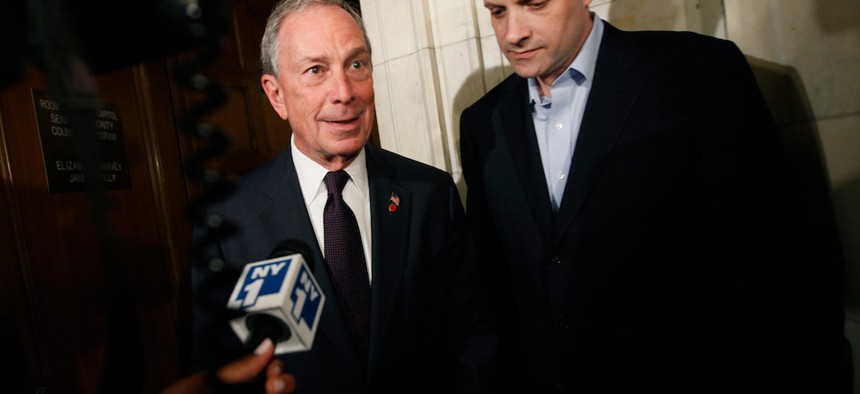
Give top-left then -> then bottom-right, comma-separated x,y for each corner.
554,23 -> 645,244
362,147 -> 410,380
256,149 -> 364,373
496,77 -> 554,242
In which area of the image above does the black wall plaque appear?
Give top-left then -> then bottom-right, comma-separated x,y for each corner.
32,89 -> 131,193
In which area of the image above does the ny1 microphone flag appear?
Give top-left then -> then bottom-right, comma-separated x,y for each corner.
227,253 -> 325,354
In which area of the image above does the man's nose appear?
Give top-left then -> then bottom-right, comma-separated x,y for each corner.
330,69 -> 355,104
504,9 -> 531,46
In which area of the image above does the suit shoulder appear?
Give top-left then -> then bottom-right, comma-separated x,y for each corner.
623,29 -> 743,60
463,73 -> 524,116
367,145 -> 454,184
204,153 -> 280,215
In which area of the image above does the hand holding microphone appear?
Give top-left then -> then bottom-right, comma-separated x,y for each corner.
161,338 -> 295,394
166,240 -> 321,393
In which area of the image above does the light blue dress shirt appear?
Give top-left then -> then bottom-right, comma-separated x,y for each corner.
529,15 -> 604,212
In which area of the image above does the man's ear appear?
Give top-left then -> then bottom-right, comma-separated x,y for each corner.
261,74 -> 288,120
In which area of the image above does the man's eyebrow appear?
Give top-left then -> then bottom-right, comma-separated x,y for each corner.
294,54 -> 327,67
345,47 -> 370,60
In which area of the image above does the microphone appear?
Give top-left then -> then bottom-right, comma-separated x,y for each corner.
226,239 -> 325,354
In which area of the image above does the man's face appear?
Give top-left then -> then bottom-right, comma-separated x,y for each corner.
485,0 -> 593,89
261,4 -> 374,170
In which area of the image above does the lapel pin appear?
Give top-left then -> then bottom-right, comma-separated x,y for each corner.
388,192 -> 400,212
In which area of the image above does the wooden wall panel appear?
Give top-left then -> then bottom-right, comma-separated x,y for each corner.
0,85 -> 42,394
0,65 -> 185,393
172,0 -> 289,180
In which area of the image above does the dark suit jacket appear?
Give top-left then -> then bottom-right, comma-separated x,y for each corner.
460,21 -> 848,393
191,144 -> 496,393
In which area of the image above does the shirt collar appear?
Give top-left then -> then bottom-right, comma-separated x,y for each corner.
573,13 -> 603,86
291,136 -> 369,206
528,13 -> 604,103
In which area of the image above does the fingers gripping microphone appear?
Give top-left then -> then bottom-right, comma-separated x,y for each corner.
226,239 -> 325,354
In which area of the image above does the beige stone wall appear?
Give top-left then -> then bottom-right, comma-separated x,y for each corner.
362,1 -> 860,388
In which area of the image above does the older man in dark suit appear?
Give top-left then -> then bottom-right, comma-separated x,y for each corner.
191,1 -> 496,392
460,0 -> 848,393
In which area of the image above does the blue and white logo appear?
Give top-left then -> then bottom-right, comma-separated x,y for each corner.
236,258 -> 291,308
289,264 -> 322,329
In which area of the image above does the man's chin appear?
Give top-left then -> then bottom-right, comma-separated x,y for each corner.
331,138 -> 368,156
507,63 -> 540,79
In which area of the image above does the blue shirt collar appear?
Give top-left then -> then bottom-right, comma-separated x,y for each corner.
529,13 -> 604,104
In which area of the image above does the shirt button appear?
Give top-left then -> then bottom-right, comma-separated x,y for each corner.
558,314 -> 570,328
557,172 -> 565,181
555,122 -> 563,130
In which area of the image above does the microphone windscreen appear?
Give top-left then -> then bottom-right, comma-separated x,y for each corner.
269,239 -> 314,266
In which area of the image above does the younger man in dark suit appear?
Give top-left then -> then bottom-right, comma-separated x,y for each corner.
460,0 -> 848,392
191,1 -> 495,392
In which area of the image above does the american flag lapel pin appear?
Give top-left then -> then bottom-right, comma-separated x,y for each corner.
388,192 -> 400,212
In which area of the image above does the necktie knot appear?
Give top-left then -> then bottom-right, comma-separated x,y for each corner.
324,170 -> 350,198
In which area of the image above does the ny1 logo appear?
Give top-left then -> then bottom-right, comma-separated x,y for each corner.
289,264 -> 322,329
237,258 -> 321,328
238,260 -> 289,308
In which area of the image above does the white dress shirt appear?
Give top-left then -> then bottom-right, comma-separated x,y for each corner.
291,137 -> 373,283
